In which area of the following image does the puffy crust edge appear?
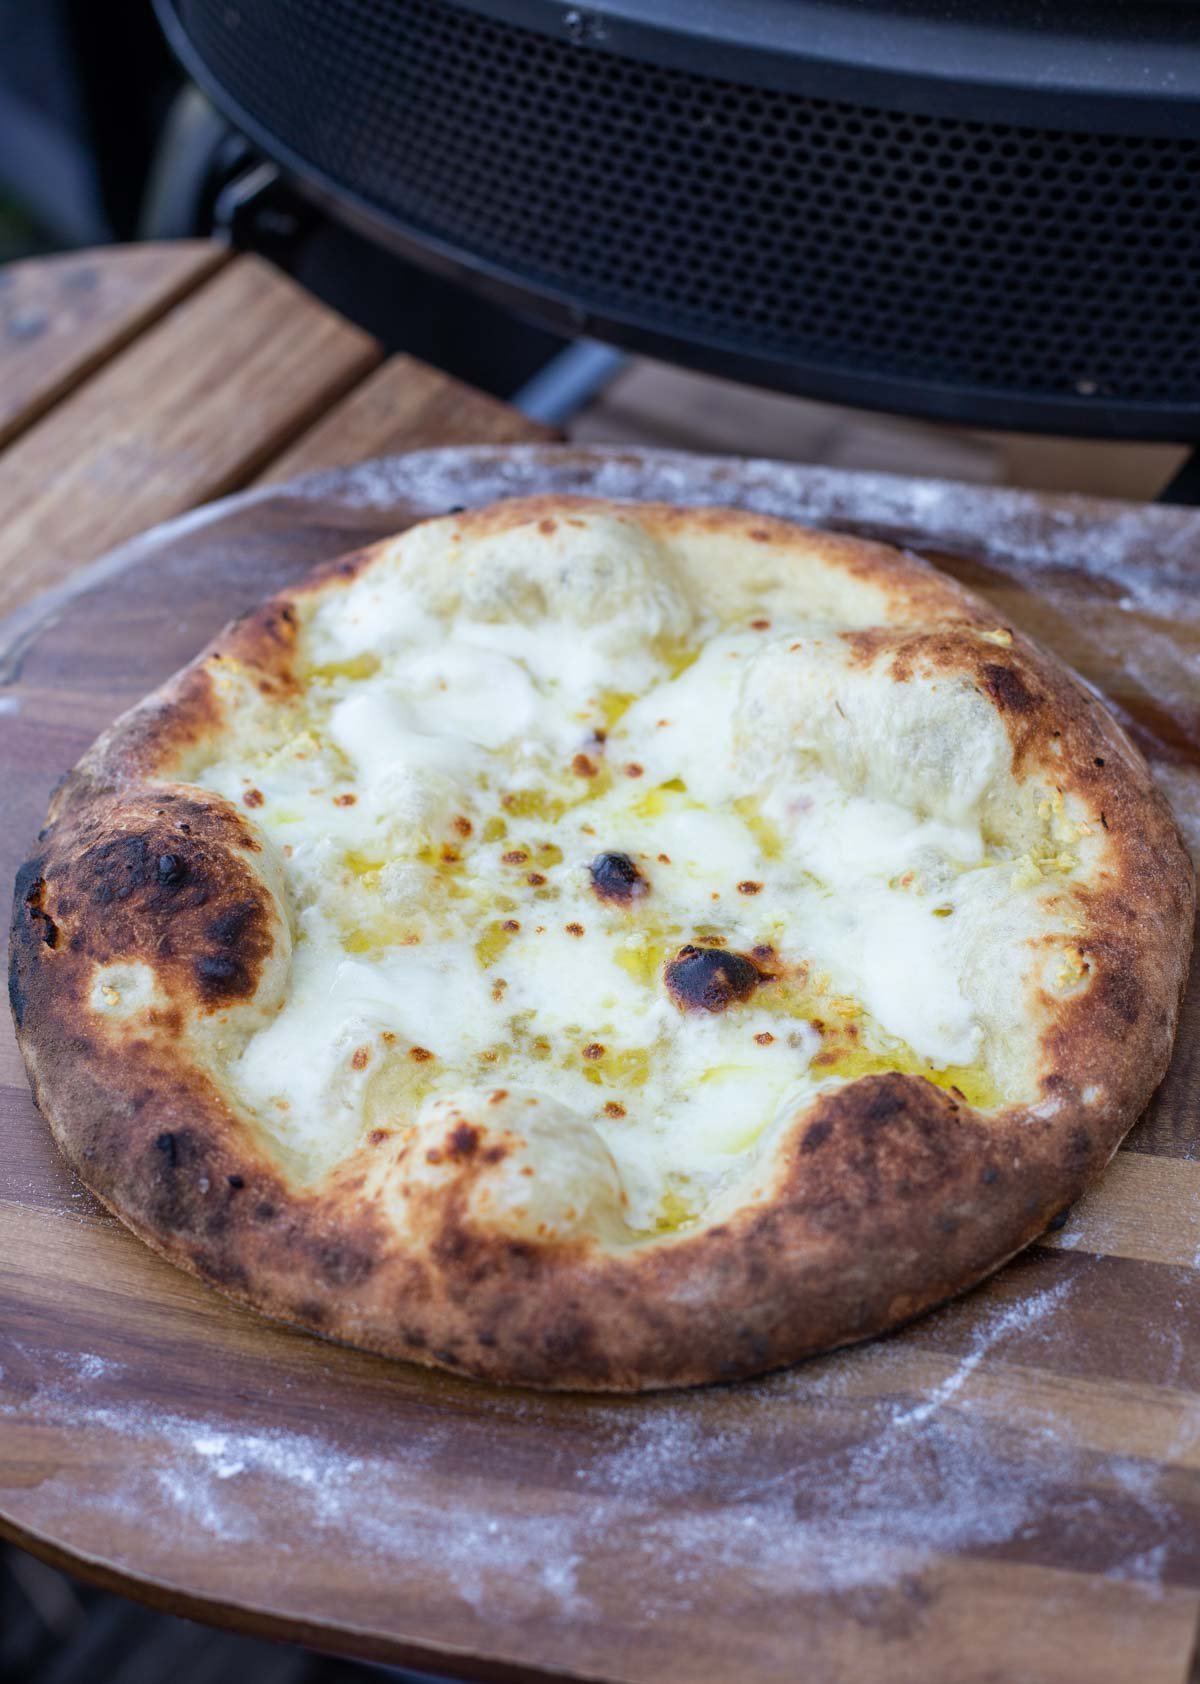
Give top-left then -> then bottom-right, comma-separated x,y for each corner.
9,498 -> 1195,1390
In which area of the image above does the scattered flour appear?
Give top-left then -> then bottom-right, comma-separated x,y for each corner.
75,1352 -> 116,1381
889,1280 -> 1073,1428
283,444 -> 1200,619
4,1263 -> 1197,1622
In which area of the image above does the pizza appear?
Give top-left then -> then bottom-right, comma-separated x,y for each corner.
9,497 -> 1193,1390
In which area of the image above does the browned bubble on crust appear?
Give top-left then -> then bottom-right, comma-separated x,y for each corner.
12,791 -> 280,1016
980,661 -> 1037,714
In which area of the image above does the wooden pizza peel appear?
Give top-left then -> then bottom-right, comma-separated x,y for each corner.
1,445 -> 1198,1684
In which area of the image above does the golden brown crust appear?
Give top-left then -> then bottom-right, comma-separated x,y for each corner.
9,496 -> 1195,1390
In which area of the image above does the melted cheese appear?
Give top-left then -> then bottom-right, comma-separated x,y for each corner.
192,507 -> 1077,1238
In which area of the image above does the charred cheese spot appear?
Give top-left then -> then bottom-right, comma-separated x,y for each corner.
664,945 -> 765,1013
588,851 -> 648,904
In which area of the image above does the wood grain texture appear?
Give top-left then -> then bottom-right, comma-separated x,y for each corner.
1,447 -> 1198,1684
1041,1154 -> 1200,1268
0,254 -> 380,619
256,352 -> 557,484
0,243 -> 229,451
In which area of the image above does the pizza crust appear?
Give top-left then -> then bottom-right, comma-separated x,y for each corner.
9,498 -> 1194,1390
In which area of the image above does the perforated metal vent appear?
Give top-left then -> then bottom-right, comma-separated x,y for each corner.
162,0 -> 1200,434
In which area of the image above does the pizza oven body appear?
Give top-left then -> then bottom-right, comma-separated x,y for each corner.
154,0 -> 1200,439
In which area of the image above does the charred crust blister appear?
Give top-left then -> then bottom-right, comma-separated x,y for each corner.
21,872 -> 58,949
980,661 -> 1037,715
154,1129 -> 181,1167
56,809 -> 277,1010
194,952 -> 248,998
196,899 -> 265,1003
156,853 -> 187,887
10,859 -> 59,1026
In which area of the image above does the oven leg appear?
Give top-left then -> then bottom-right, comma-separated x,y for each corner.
1157,447 -> 1200,505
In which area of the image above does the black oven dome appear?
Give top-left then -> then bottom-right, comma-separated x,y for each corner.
156,0 -> 1200,437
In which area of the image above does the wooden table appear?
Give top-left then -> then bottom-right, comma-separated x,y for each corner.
2,242 -> 1200,1684
0,240 -> 552,620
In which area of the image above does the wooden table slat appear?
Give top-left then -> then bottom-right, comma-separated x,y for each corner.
0,254 -> 381,619
256,351 -> 558,484
0,242 -> 230,452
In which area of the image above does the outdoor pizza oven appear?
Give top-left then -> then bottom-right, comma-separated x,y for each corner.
154,0 -> 1200,439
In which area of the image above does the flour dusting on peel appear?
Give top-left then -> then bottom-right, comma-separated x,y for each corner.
5,1267 -> 1195,1618
889,1280 -> 1073,1428
292,444 -> 1200,616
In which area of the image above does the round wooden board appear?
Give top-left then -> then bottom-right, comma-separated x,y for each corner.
3,446 -> 1200,1684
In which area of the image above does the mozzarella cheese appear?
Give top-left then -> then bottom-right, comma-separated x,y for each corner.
191,508 -> 1083,1238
